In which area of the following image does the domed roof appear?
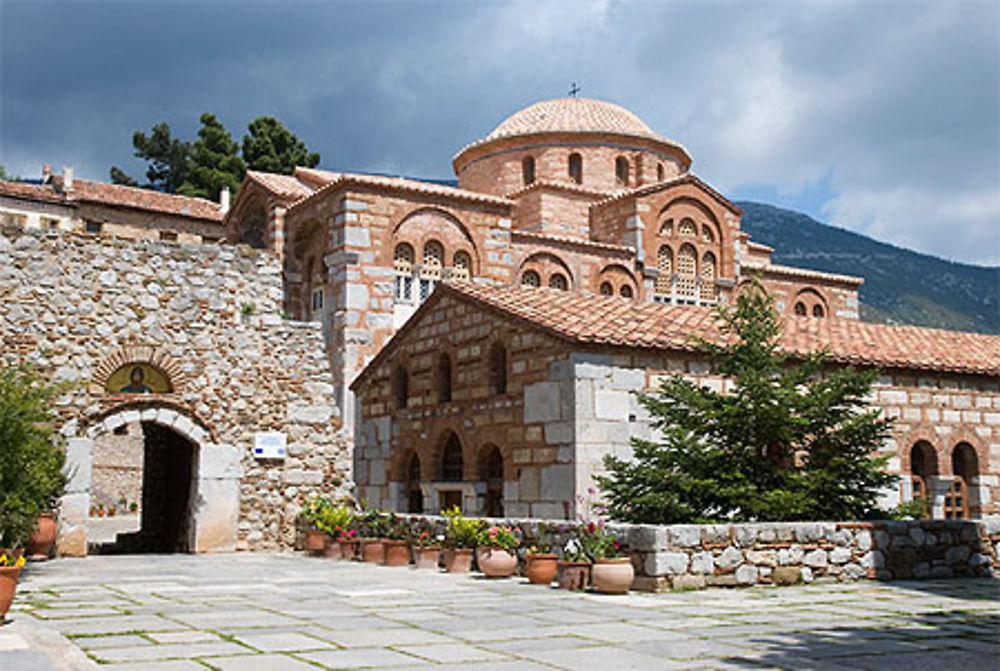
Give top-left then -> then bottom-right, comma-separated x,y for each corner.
486,97 -> 656,140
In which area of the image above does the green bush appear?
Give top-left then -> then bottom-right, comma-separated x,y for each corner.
0,362 -> 67,548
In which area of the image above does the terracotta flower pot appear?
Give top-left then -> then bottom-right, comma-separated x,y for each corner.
383,540 -> 411,567
443,548 -> 474,573
305,529 -> 327,554
0,566 -> 21,620
361,539 -> 386,564
26,512 -> 57,560
476,546 -> 517,578
323,539 -> 343,560
592,558 -> 634,594
341,540 -> 361,560
556,561 -> 592,590
525,553 -> 558,585
413,546 -> 441,570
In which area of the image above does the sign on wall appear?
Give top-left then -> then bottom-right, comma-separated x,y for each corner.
253,432 -> 287,460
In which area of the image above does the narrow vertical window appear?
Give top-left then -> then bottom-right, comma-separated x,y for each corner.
676,244 -> 697,300
699,252 -> 717,303
393,243 -> 414,303
522,156 -> 535,185
488,342 -> 507,395
615,156 -> 629,186
654,245 -> 673,301
657,163 -> 665,181
393,365 -> 409,409
419,240 -> 444,302
568,153 -> 583,184
452,251 -> 472,281
437,353 -> 452,403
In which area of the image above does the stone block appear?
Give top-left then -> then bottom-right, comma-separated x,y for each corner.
646,551 -> 689,576
627,525 -> 667,552
829,547 -> 852,564
717,546 -> 743,569
670,575 -> 706,591
594,390 -> 629,420
518,468 -> 540,500
632,575 -> 671,592
200,443 -> 241,479
611,368 -> 644,391
544,421 -> 573,445
668,525 -> 701,548
772,566 -> 801,586
539,464 -> 574,501
193,477 -> 239,552
689,550 -> 714,575
803,549 -> 829,568
524,382 -> 561,423
65,437 -> 93,494
735,564 -> 759,585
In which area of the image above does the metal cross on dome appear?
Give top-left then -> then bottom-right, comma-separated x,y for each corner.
569,82 -> 581,97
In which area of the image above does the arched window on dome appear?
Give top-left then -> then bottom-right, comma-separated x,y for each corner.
452,251 -> 472,281
522,156 -> 535,186
393,243 -> 415,303
615,156 -> 630,186
419,240 -> 444,301
549,273 -> 569,290
568,153 -> 583,184
676,244 -> 697,302
521,270 -> 541,287
654,245 -> 673,302
699,252 -> 717,303
599,281 -> 613,296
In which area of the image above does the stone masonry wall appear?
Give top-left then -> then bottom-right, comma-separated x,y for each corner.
0,225 -> 350,552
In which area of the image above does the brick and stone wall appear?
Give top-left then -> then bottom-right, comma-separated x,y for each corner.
0,225 -> 350,553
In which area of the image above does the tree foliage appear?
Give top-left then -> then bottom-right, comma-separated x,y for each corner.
176,113 -> 245,200
111,123 -> 190,193
0,363 -> 67,548
242,116 -> 320,174
597,280 -> 896,524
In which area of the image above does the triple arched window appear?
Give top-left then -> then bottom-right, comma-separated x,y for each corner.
393,240 -> 474,305
652,216 -> 719,306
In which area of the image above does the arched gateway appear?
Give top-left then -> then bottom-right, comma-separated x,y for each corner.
59,403 -> 240,557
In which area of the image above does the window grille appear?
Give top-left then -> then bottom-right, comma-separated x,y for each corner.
678,218 -> 696,236
452,251 -> 471,280
521,270 -> 541,287
676,245 -> 697,300
548,273 -> 568,290
655,245 -> 673,299
699,252 -> 716,302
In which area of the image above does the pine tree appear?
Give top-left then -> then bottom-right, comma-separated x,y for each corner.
110,123 -> 191,193
597,280 -> 896,524
242,116 -> 320,175
176,113 -> 245,200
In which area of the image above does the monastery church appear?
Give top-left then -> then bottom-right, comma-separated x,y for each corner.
1,96 -> 998,555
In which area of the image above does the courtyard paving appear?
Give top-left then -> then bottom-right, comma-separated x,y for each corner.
1,553 -> 998,670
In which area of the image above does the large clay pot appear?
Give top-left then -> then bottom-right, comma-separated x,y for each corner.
476,546 -> 517,578
556,561 -> 592,590
26,513 -> 57,560
341,540 -> 361,561
0,566 -> 21,620
383,540 -> 411,567
443,548 -> 474,573
361,539 -> 386,564
592,558 -> 634,594
323,539 -> 343,560
413,546 -> 441,570
525,553 -> 558,585
305,529 -> 327,554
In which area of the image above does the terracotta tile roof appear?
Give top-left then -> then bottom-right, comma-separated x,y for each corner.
590,173 -> 742,215
742,261 -> 863,286
504,179 -> 621,200
439,282 -> 1000,376
511,230 -> 634,254
289,172 -> 514,214
245,171 -> 318,200
0,180 -> 69,205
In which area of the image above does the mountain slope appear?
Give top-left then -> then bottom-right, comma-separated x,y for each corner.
737,201 -> 1000,334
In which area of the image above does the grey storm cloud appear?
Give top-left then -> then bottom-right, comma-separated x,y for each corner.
2,0 -> 997,264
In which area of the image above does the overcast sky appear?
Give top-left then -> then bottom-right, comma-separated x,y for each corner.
2,0 -> 998,264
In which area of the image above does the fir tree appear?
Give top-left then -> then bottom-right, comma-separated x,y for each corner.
176,113 -> 245,200
242,116 -> 320,175
597,280 -> 895,523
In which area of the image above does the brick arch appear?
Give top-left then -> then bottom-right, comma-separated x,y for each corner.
430,427 -> 473,481
392,207 -> 479,274
92,345 -> 187,396
476,441 -> 514,481
898,428 -> 942,475
81,398 -> 217,445
793,287 -> 830,318
517,251 -> 575,288
944,430 -> 985,478
595,263 -> 638,296
657,196 -> 722,241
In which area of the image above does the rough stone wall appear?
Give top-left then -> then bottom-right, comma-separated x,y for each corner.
91,421 -> 144,509
0,225 -> 350,552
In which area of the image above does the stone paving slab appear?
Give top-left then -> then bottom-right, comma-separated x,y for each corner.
3,553 -> 998,670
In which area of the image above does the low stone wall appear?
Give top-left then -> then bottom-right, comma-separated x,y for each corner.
387,515 -> 1000,591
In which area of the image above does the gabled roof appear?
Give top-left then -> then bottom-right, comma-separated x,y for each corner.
590,173 -> 743,216
353,282 -> 1000,388
742,261 -> 864,286
244,170 -> 318,201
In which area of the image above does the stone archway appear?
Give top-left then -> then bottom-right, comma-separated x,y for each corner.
58,405 -> 241,557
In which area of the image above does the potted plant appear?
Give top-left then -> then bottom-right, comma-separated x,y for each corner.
476,525 -> 519,578
302,497 -> 331,554
580,521 -> 633,594
556,530 -> 592,590
337,527 -> 360,560
0,552 -> 27,622
358,508 -> 389,564
382,512 -> 411,567
524,522 -> 558,585
316,500 -> 354,559
441,506 -> 481,573
25,509 -> 57,560
410,524 -> 442,570
129,501 -> 139,514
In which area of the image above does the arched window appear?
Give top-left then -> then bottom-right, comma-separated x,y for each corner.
452,251 -> 472,281
947,443 -> 979,519
548,273 -> 568,290
678,218 -> 696,236
393,243 -> 415,302
441,433 -> 464,482
910,440 -> 937,517
676,244 -> 697,300
701,225 -> 714,243
437,353 -> 452,404
660,219 -> 673,236
615,156 -> 630,186
619,284 -> 634,298
522,156 -> 535,185
599,281 -> 613,296
406,453 -> 423,513
568,153 -> 583,184
657,163 -> 665,182
480,445 -> 504,518
521,270 -> 540,287
699,252 -> 717,302
812,304 -> 825,318
794,302 -> 807,316
393,365 -> 409,410
654,245 -> 672,301
419,240 -> 444,301
488,342 -> 507,395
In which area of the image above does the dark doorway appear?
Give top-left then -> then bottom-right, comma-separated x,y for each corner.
480,445 -> 504,518
101,421 -> 195,553
406,453 -> 423,514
